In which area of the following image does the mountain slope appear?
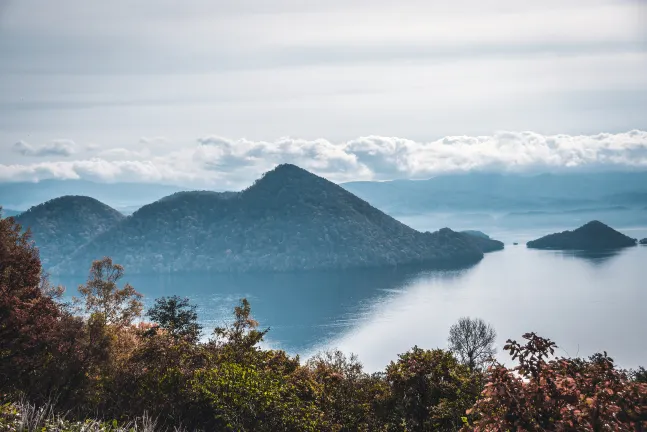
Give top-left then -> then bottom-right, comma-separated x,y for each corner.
55,165 -> 485,274
526,220 -> 637,250
460,231 -> 504,252
16,196 -> 125,267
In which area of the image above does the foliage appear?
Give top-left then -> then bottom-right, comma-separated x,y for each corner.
75,257 -> 143,326
383,347 -> 482,431
464,332 -> 647,431
448,317 -> 497,371
146,296 -> 201,342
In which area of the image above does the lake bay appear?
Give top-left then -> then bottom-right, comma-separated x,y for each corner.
56,226 -> 647,372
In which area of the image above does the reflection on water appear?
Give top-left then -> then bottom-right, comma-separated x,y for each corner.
55,227 -> 647,372
557,249 -> 625,266
55,262 -> 477,354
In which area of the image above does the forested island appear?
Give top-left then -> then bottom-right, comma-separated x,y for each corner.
15,165 -> 504,275
526,220 -> 637,250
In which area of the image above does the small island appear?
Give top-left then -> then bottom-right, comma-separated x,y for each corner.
526,220 -> 637,250
640,238 -> 647,245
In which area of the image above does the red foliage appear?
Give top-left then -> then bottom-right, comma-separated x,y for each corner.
465,332 -> 647,431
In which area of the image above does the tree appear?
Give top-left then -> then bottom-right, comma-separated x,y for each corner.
384,347 -> 480,431
75,257 -> 143,326
147,295 -> 202,341
212,298 -> 268,352
448,317 -> 496,371
464,333 -> 647,431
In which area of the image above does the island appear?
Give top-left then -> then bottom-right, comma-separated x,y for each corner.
640,238 -> 647,245
526,220 -> 637,250
39,164 -> 504,275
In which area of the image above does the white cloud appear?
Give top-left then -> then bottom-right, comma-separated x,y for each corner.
11,139 -> 76,157
1,130 -> 646,187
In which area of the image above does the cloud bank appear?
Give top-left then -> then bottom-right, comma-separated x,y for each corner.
2,130 -> 646,188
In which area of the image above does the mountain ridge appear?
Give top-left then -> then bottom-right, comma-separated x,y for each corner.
51,164 -> 497,275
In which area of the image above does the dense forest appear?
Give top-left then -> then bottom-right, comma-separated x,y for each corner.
41,165 -> 502,275
15,196 -> 125,267
1,210 -> 646,431
526,220 -> 638,250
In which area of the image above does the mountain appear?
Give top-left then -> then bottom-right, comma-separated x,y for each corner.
526,221 -> 637,250
15,196 -> 125,267
53,164 -> 490,275
342,172 -> 647,215
0,179 -> 186,213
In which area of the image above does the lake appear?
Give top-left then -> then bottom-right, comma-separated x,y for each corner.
55,225 -> 647,372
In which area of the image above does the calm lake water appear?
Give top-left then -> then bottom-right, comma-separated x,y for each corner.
56,226 -> 647,372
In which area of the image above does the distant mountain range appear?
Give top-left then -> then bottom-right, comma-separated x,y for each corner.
0,180 -> 186,213
11,165 -> 503,275
341,171 -> 647,215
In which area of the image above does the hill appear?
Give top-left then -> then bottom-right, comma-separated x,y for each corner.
526,220 -> 637,250
16,196 -> 125,267
460,230 -> 490,239
460,231 -> 504,252
53,165 -> 489,274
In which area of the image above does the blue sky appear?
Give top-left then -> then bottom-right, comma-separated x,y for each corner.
0,0 -> 646,188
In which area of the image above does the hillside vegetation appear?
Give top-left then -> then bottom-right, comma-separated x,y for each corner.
527,220 -> 637,250
15,196 -> 124,266
53,165 -> 497,274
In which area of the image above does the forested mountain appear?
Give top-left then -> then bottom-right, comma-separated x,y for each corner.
15,196 -> 125,267
526,220 -> 637,250
53,165 -> 492,274
342,172 -> 647,215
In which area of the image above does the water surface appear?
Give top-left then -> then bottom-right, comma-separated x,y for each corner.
57,227 -> 647,372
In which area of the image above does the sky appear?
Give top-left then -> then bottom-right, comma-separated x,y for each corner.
1,0 -> 646,189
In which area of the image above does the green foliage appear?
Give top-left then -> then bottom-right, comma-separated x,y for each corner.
383,347 -> 481,431
75,257 -> 143,326
146,296 -> 202,342
190,362 -> 320,431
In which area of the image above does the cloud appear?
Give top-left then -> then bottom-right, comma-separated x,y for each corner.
2,130 -> 646,187
12,139 -> 76,157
